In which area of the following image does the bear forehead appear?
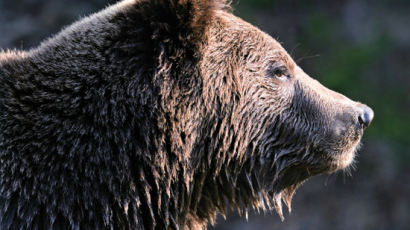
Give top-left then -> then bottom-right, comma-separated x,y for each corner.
212,10 -> 296,72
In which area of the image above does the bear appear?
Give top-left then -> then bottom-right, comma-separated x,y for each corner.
0,0 -> 374,229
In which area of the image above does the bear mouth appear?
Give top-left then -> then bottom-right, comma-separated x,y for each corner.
329,139 -> 362,171
326,128 -> 363,171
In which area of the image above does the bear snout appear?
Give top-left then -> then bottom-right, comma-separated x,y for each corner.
333,103 -> 374,133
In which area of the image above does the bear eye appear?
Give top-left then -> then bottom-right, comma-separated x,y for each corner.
266,64 -> 290,80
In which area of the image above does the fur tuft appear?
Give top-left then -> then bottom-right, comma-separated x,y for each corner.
141,0 -> 227,48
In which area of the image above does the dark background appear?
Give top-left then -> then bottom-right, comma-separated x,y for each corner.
1,0 -> 409,229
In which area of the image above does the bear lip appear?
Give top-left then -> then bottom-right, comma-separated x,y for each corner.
330,139 -> 362,171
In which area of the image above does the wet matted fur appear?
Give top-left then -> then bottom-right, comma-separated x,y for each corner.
0,0 -> 373,229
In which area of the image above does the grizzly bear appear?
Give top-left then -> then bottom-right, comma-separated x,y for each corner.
0,0 -> 374,229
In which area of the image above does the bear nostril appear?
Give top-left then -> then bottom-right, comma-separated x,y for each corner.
358,105 -> 374,128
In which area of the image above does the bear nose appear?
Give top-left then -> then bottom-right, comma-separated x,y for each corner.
358,105 -> 374,128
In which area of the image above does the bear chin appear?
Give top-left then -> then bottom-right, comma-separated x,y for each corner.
330,139 -> 362,171
269,139 -> 361,220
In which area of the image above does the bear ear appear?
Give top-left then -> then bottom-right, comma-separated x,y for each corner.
145,0 -> 228,45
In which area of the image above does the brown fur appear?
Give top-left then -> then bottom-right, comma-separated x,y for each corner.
0,0 -> 373,229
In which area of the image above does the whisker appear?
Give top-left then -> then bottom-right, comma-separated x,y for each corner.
290,43 -> 301,59
296,53 -> 320,63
